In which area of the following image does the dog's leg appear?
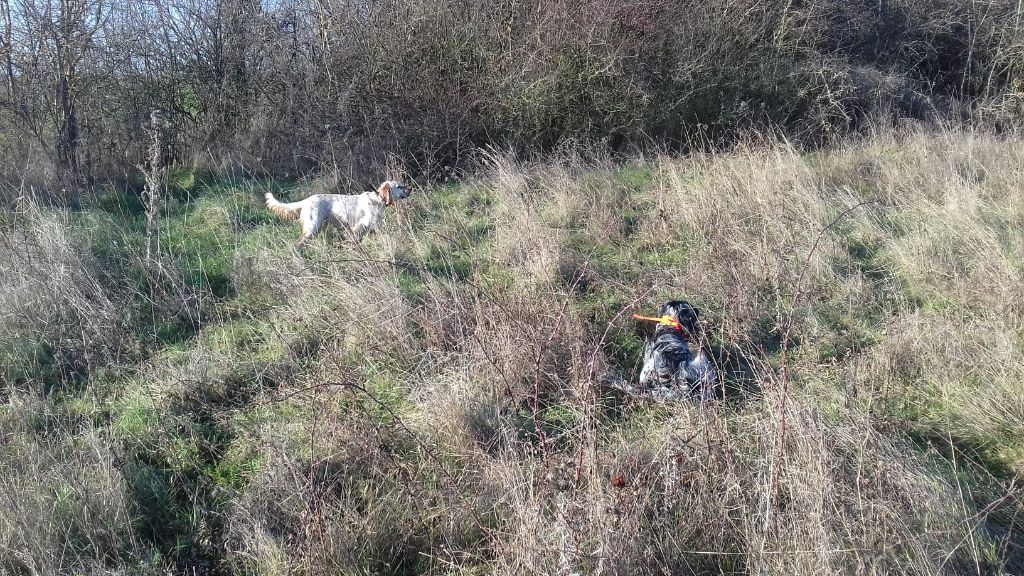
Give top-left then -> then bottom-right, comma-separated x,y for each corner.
299,210 -> 322,246
687,354 -> 718,402
352,224 -> 368,243
602,370 -> 653,398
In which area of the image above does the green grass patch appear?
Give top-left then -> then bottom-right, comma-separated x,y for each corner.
613,165 -> 654,189
396,266 -> 428,303
94,184 -> 145,218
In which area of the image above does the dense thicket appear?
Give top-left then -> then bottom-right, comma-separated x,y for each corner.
3,0 -> 1024,198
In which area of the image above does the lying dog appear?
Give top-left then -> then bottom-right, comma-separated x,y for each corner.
609,300 -> 718,401
264,180 -> 412,245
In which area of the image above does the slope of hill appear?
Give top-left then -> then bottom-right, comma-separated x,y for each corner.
1,126 -> 1023,575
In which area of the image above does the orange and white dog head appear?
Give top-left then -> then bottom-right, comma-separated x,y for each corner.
377,180 -> 413,207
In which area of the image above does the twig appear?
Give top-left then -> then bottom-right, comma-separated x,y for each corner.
766,200 -> 875,526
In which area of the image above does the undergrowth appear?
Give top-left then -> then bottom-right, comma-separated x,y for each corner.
1,127 -> 1023,575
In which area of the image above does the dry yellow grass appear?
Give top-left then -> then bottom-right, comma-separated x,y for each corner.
1,126 -> 1022,574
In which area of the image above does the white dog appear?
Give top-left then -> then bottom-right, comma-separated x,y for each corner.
264,180 -> 412,245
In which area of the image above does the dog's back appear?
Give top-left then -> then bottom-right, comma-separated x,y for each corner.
641,330 -> 695,387
640,333 -> 715,395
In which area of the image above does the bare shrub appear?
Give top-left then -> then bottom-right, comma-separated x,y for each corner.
0,201 -> 133,385
7,0 -> 1024,188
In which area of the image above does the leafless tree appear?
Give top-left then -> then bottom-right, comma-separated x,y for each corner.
0,0 -> 1022,198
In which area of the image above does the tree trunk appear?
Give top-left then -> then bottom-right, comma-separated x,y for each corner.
55,0 -> 81,206
1,0 -> 15,103
144,110 -> 166,262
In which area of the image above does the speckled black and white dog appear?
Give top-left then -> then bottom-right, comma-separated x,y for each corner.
610,300 -> 719,401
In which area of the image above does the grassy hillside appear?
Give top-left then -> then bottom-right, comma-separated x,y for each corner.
1,127 -> 1023,575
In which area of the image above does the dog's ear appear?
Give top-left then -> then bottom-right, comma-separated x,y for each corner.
378,181 -> 394,207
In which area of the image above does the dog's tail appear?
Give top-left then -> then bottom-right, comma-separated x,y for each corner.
264,192 -> 302,220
